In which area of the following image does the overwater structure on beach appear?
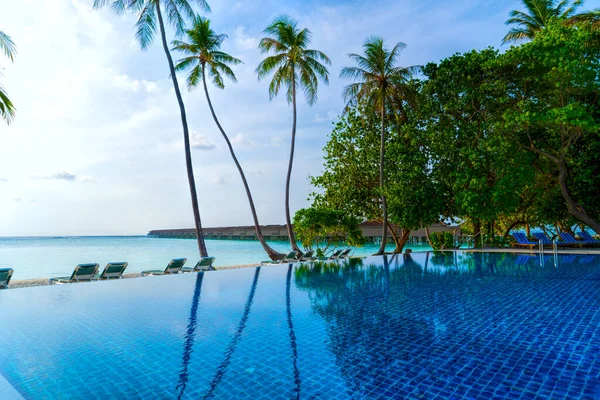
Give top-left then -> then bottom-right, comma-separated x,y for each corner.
148,222 -> 461,243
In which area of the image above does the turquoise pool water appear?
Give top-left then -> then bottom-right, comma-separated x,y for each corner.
0,251 -> 598,398
0,236 -> 431,280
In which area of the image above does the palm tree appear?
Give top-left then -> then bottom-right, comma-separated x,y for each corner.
93,0 -> 210,257
256,15 -> 331,253
0,30 -> 16,124
340,36 -> 416,255
503,0 -> 590,43
172,17 -> 284,261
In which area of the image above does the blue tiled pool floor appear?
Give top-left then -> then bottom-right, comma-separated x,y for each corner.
0,252 -> 599,399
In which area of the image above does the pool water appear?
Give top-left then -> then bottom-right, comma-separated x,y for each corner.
0,251 -> 599,399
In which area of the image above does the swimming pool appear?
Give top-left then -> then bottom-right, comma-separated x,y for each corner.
0,251 -> 598,399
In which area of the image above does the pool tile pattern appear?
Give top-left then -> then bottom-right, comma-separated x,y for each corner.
0,252 -> 598,399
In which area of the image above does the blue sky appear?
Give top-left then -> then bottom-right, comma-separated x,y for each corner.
1,0 -> 599,235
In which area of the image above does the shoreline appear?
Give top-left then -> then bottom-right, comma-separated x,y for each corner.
6,263 -> 261,290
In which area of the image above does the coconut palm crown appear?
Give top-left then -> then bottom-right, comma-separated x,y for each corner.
172,16 -> 241,89
340,36 -> 417,255
0,30 -> 16,124
503,0 -> 594,43
256,15 -> 331,252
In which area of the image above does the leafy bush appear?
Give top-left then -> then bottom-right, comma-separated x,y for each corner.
429,232 -> 454,250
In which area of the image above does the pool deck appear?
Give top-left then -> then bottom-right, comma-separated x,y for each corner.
6,263 -> 261,290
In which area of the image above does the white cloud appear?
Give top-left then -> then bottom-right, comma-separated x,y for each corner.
211,174 -> 225,185
0,178 -> 7,182
232,26 -> 259,51
191,132 -> 217,150
313,111 -> 338,122
231,133 -> 257,149
34,171 -> 78,181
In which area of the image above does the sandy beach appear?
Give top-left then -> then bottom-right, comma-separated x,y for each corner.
6,263 -> 261,290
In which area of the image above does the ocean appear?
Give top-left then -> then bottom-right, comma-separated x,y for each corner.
0,236 -> 433,280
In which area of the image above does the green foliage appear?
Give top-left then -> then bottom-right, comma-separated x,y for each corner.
293,207 -> 365,254
172,16 -> 242,90
503,0 -> 592,44
93,0 -> 210,50
429,232 -> 454,251
0,30 -> 16,124
255,15 -> 330,105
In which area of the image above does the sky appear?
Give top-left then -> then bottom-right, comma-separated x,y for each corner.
1,0 -> 599,236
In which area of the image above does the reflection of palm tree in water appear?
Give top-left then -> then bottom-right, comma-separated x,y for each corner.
176,272 -> 205,399
202,267 -> 261,400
286,264 -> 301,399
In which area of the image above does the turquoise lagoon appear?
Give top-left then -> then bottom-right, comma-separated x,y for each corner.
0,236 -> 432,280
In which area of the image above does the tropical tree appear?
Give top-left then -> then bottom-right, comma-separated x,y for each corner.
256,15 -> 331,253
93,0 -> 210,257
0,30 -> 16,124
503,0 -> 592,43
340,36 -> 416,255
172,16 -> 283,261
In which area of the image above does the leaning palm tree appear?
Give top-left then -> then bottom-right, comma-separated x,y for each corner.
172,17 -> 284,261
503,0 -> 588,43
0,30 -> 16,124
256,15 -> 331,253
93,0 -> 210,257
340,36 -> 416,255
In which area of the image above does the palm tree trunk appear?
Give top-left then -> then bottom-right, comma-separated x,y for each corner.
285,73 -> 301,252
377,98 -> 388,255
155,2 -> 207,257
201,70 -> 284,261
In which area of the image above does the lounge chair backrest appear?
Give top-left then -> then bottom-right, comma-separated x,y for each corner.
100,262 -> 128,279
513,232 -> 530,243
0,268 -> 14,289
532,232 -> 552,244
195,257 -> 216,271
578,231 -> 600,243
71,264 -> 100,281
329,249 -> 343,259
281,251 -> 298,263
339,248 -> 352,258
559,232 -> 579,243
166,258 -> 187,274
301,250 -> 314,260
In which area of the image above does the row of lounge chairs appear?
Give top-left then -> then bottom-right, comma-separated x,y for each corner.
512,231 -> 600,249
260,248 -> 353,265
0,257 -> 216,289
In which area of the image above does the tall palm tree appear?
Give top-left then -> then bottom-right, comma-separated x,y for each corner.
172,17 -> 284,261
340,36 -> 416,255
0,30 -> 16,124
93,0 -> 210,257
256,15 -> 331,253
503,0 -> 589,43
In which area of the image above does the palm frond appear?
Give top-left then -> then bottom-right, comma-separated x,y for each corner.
187,64 -> 202,89
174,56 -> 198,72
255,54 -> 287,80
0,85 -> 16,125
135,4 -> 157,50
0,31 -> 16,62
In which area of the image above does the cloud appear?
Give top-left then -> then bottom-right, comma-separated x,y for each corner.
211,174 -> 225,185
191,132 -> 217,150
13,198 -> 21,202
231,133 -> 257,149
0,177 -> 7,182
232,26 -> 259,51
113,74 -> 158,93
37,171 -> 78,181
313,111 -> 338,122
